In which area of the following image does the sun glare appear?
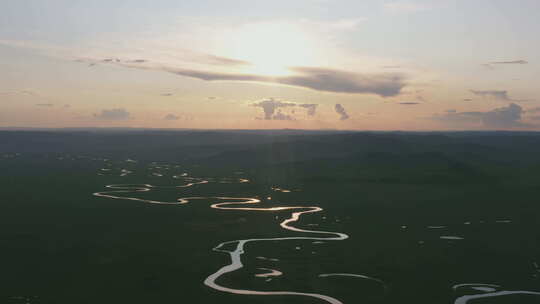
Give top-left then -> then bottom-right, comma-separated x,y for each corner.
225,22 -> 318,76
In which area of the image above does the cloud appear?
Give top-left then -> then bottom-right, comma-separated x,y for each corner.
125,59 -> 148,63
482,103 -> 525,128
470,90 -> 511,101
335,104 -> 350,120
203,54 -> 251,66
463,98 -> 473,102
432,103 -> 529,128
272,110 -> 294,121
298,103 -> 318,116
83,59 -> 407,97
490,60 -> 528,65
35,103 -> 54,107
399,102 -> 420,105
164,67 -> 268,81
164,114 -> 180,120
102,58 -> 120,63
279,67 -> 405,97
252,98 -> 296,120
162,113 -> 194,121
161,93 -> 173,96
480,63 -> 495,70
77,51 -> 248,70
251,98 -> 319,120
482,60 -> 528,69
94,108 -> 130,120
432,111 -> 484,124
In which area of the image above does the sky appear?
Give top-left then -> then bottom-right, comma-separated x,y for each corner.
1,0 -> 539,130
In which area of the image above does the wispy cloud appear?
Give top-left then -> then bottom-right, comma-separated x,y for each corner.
490,60 -> 528,65
482,60 -> 528,69
335,104 -> 350,120
92,60 -> 407,96
278,67 -> 406,96
2,33 -> 408,97
470,89 -> 530,102
94,108 -> 131,120
470,90 -> 511,101
164,114 -> 179,120
197,54 -> 250,66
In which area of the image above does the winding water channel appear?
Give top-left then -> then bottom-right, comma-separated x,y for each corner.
93,174 -> 540,304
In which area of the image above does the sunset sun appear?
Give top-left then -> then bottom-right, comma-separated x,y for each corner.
225,22 -> 317,76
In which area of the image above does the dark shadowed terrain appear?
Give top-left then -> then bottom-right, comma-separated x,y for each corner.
2,130 -> 540,304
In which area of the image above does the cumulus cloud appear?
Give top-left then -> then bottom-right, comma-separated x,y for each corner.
94,108 -> 130,120
164,114 -> 180,120
298,103 -> 318,116
335,104 -> 350,120
272,110 -> 294,121
482,103 -> 525,128
252,98 -> 296,120
432,103 -> 529,128
251,98 -> 320,120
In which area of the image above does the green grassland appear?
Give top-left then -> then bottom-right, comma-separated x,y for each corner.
1,130 -> 540,303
